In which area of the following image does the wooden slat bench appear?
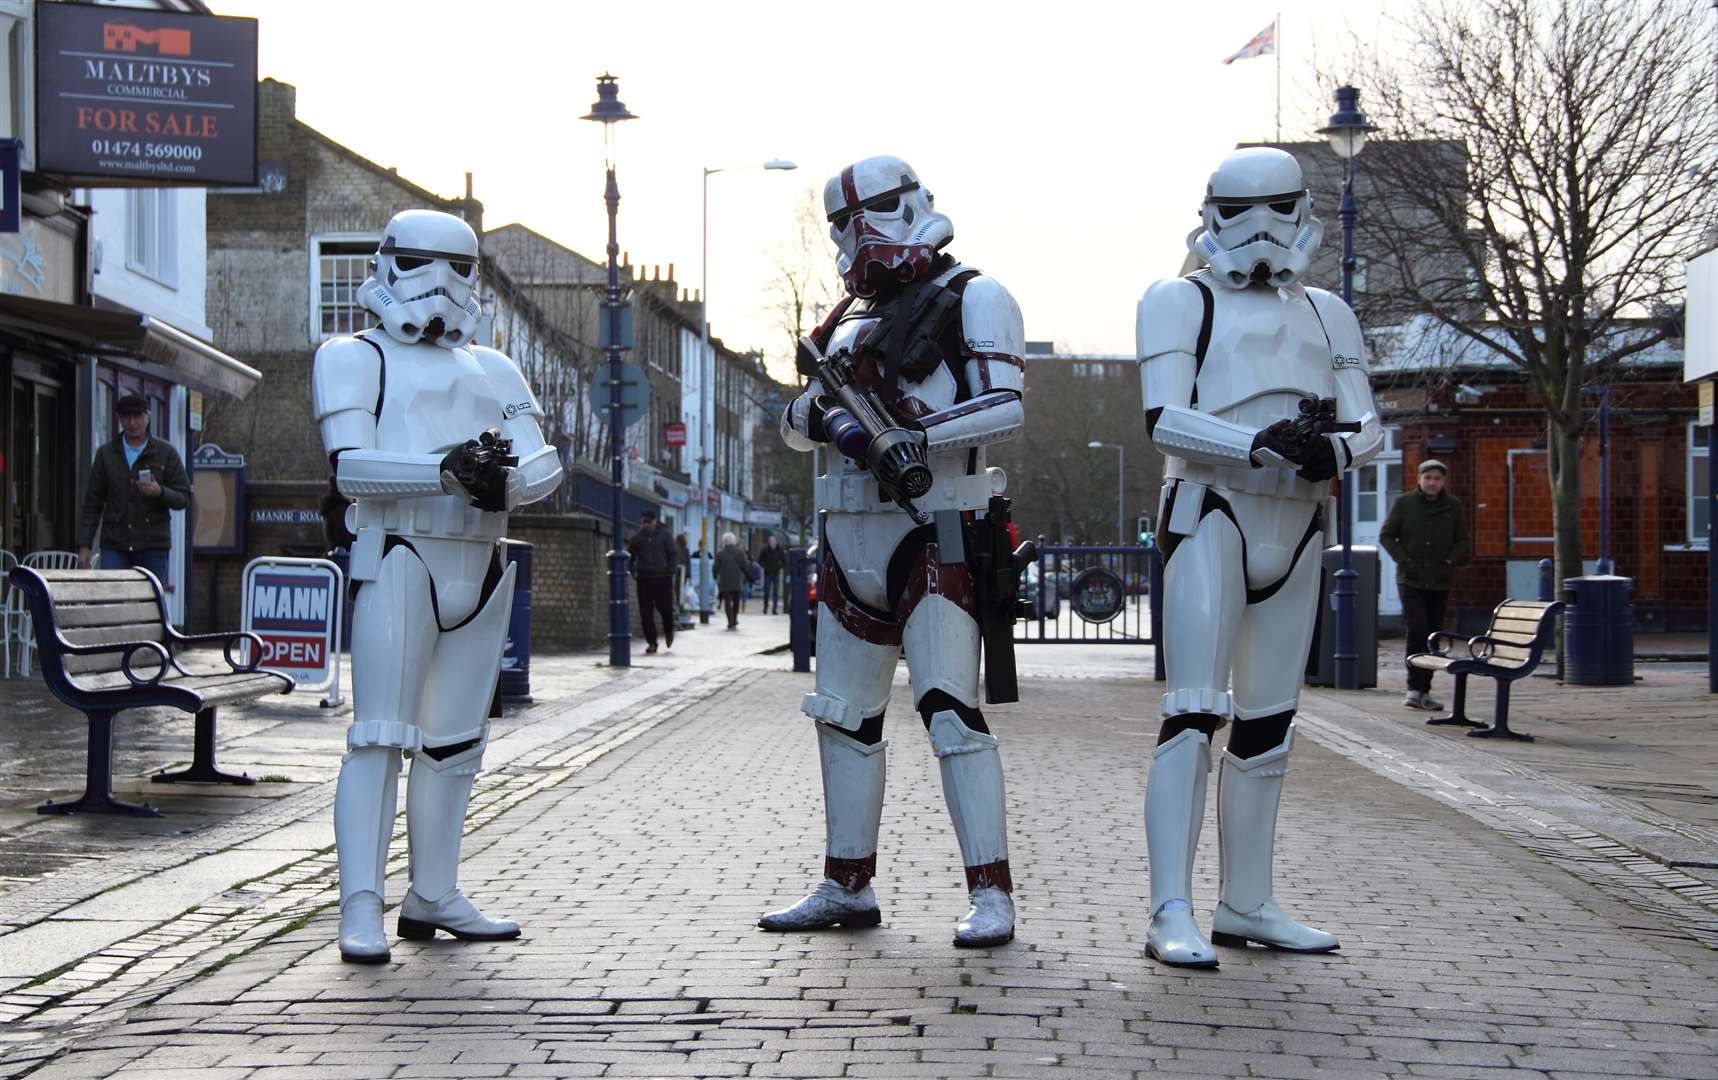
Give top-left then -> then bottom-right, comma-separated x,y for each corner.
1407,598 -> 1563,743
8,566 -> 291,816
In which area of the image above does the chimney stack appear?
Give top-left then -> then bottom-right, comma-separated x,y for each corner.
464,171 -> 473,199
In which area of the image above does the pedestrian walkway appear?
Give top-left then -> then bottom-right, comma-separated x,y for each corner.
3,665 -> 1716,1078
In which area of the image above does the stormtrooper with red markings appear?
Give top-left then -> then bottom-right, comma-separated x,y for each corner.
1136,147 -> 1381,967
312,209 -> 563,963
760,155 -> 1026,948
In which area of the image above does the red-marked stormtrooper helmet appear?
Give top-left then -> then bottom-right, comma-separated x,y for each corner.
824,155 -> 954,297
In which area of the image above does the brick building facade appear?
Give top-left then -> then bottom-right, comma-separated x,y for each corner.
1373,334 -> 1707,633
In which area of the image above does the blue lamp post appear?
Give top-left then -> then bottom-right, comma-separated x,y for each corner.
582,73 -> 637,668
1317,84 -> 1377,691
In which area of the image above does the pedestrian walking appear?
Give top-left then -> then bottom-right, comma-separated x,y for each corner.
758,534 -> 786,614
1379,459 -> 1470,712
713,532 -> 756,630
675,533 -> 693,619
78,394 -> 191,580
628,509 -> 678,654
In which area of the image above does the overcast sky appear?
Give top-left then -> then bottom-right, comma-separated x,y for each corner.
215,0 -> 1407,376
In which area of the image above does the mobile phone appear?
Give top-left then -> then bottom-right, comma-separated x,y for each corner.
137,468 -> 153,484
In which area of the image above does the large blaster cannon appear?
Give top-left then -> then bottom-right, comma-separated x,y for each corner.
798,335 -> 933,521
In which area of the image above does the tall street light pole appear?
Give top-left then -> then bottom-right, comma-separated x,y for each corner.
697,158 -> 797,623
1087,440 -> 1124,546
582,73 -> 637,668
1317,83 -> 1377,692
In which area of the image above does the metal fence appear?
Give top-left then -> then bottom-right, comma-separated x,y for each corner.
1017,540 -> 1162,647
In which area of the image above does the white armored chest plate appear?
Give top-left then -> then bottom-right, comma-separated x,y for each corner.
1196,286 -> 1337,429
373,338 -> 503,454
826,312 -> 961,414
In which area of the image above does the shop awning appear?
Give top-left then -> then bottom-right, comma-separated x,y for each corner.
0,294 -> 263,398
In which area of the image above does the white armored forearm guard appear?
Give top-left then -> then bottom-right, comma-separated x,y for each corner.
505,443 -> 563,510
335,450 -> 450,498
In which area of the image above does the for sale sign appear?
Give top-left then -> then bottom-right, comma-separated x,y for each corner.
34,4 -> 259,185
241,558 -> 344,697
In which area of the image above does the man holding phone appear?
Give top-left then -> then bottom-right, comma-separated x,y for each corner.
77,393 -> 191,583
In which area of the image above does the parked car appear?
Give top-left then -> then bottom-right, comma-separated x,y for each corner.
1021,561 -> 1060,619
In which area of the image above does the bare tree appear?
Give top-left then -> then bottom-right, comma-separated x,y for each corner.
761,187 -> 843,379
1335,0 -> 1717,589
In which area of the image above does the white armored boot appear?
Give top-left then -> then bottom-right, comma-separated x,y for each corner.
926,707 -> 1015,948
1144,727 -> 1217,967
398,737 -> 520,942
760,722 -> 886,931
334,746 -> 401,963
1210,726 -> 1339,953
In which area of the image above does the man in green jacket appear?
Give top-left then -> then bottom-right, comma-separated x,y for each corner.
77,394 -> 191,584
1379,459 -> 1470,711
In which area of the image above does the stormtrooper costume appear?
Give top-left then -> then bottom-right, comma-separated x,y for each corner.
759,156 -> 1026,948
1137,148 -> 1381,967
312,210 -> 563,963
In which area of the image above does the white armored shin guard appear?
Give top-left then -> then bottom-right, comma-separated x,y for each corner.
335,745 -> 402,905
333,745 -> 401,963
400,725 -> 521,942
1212,725 -> 1338,953
1144,727 -> 1218,967
405,727 -> 488,905
817,721 -> 887,890
925,706 -> 1011,893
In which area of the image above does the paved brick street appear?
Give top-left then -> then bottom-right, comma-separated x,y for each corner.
3,637 -> 1716,1078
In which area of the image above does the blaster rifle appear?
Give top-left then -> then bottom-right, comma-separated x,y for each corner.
799,335 -> 934,522
1281,395 -> 1361,460
967,496 -> 1037,705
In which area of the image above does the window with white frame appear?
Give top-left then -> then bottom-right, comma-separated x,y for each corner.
126,189 -> 178,286
313,236 -> 379,340
1691,422 -> 1711,547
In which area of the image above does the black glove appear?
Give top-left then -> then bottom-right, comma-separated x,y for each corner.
440,429 -> 515,513
1294,435 -> 1340,484
1249,420 -> 1300,468
319,474 -> 357,551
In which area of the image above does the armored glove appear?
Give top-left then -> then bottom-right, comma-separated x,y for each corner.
1293,436 -> 1340,484
440,429 -> 516,513
1249,419 -> 1300,468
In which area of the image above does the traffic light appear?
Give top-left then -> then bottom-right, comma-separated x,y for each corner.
1137,514 -> 1153,547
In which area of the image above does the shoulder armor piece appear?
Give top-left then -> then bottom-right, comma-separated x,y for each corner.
312,335 -> 384,422
1303,287 -> 1367,370
959,274 -> 1025,357
470,345 -> 542,422
1137,277 -> 1208,362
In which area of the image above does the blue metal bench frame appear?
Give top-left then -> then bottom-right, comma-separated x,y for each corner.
1407,598 -> 1563,743
9,566 -> 291,816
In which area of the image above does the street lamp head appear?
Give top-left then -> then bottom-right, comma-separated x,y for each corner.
1087,441 -> 1106,450
1317,84 -> 1377,160
580,73 -> 637,125
764,159 -> 798,171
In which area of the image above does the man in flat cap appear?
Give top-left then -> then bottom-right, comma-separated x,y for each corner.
1379,459 -> 1469,711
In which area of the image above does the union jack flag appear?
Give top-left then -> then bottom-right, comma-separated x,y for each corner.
1222,20 -> 1277,65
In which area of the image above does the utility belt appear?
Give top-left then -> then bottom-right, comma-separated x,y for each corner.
816,466 -> 1006,516
1166,459 -> 1326,503
347,496 -> 504,582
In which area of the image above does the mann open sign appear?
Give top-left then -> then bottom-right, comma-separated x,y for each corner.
241,557 -> 345,707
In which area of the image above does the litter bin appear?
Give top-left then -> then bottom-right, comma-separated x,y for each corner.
1563,574 -> 1633,686
1306,545 -> 1379,688
499,539 -> 534,702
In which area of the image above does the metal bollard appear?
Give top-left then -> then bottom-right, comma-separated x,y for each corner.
788,547 -> 811,673
1537,558 -> 1554,602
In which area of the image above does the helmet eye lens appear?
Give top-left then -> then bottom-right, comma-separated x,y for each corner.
450,261 -> 474,278
395,255 -> 430,271
869,196 -> 899,213
831,211 -> 850,232
1217,203 -> 1248,220
1269,200 -> 1298,215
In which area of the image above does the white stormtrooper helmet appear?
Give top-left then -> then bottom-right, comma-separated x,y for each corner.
358,209 -> 483,347
1187,147 -> 1323,289
824,155 -> 953,297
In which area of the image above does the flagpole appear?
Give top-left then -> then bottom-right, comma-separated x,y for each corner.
1275,13 -> 1282,142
